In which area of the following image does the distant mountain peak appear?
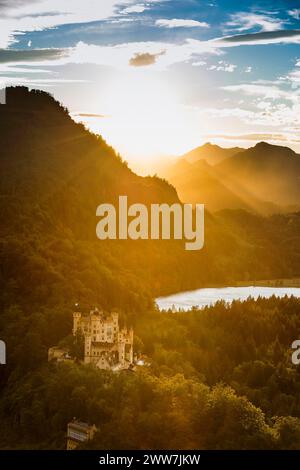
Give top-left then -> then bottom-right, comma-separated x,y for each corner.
182,142 -> 244,165
255,141 -> 270,146
253,141 -> 296,155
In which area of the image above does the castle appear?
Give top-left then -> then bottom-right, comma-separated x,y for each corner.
67,419 -> 97,450
73,308 -> 134,371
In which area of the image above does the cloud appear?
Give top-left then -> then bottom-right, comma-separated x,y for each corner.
0,0 -> 155,48
64,39 -> 219,71
90,31 -> 296,71
192,60 -> 206,67
283,59 -> 300,87
288,9 -> 300,20
0,38 -> 220,72
226,12 -> 286,32
129,50 -> 165,67
0,1 -> 39,14
198,100 -> 300,132
209,60 -> 236,72
208,133 -> 300,143
216,29 -> 300,46
2,27 -> 300,73
0,48 -> 67,63
122,4 -> 148,14
0,76 -> 86,88
287,70 -> 300,86
74,113 -> 108,118
1,27 -> 300,74
221,83 -> 297,101
155,19 -> 209,28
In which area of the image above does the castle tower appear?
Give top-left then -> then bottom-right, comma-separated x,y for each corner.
73,312 -> 82,335
128,328 -> 134,363
84,333 -> 92,364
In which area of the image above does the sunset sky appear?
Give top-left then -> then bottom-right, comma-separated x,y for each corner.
0,0 -> 300,172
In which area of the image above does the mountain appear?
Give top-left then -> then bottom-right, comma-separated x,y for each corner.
0,86 -> 185,314
216,142 -> 300,212
164,141 -> 300,214
166,158 -> 256,212
182,142 -> 244,165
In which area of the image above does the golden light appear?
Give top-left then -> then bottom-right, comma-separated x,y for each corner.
84,70 -> 202,172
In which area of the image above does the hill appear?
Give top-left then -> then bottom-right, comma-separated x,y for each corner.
182,142 -> 243,165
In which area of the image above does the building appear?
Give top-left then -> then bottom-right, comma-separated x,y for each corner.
67,419 -> 97,450
48,346 -> 72,363
73,308 -> 134,371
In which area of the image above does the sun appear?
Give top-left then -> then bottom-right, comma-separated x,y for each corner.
82,69 -> 201,172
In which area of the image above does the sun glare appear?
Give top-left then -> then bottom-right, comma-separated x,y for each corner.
84,70 -> 201,171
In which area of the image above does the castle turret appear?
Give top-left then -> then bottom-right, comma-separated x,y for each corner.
84,332 -> 92,364
73,312 -> 82,335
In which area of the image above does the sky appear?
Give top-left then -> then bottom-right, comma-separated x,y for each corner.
0,0 -> 300,173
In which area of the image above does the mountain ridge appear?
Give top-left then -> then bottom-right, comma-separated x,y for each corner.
181,142 -> 244,165
164,140 -> 300,214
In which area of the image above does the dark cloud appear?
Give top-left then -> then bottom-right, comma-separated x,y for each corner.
220,29 -> 300,44
129,51 -> 165,67
0,48 -> 68,63
209,133 -> 300,143
76,113 -> 107,118
0,0 -> 38,13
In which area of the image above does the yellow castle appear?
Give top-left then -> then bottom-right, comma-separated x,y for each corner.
73,308 -> 134,371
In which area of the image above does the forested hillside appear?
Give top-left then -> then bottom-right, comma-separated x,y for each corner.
1,297 -> 300,449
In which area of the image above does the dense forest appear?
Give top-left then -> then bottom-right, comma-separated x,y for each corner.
1,297 -> 300,449
1,87 -> 300,449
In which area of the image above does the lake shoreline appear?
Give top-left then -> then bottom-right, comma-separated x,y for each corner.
156,283 -> 300,311
157,278 -> 300,300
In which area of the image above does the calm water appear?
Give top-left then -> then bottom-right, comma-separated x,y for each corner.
156,286 -> 300,311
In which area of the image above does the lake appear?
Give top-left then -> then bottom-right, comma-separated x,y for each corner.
156,286 -> 300,311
